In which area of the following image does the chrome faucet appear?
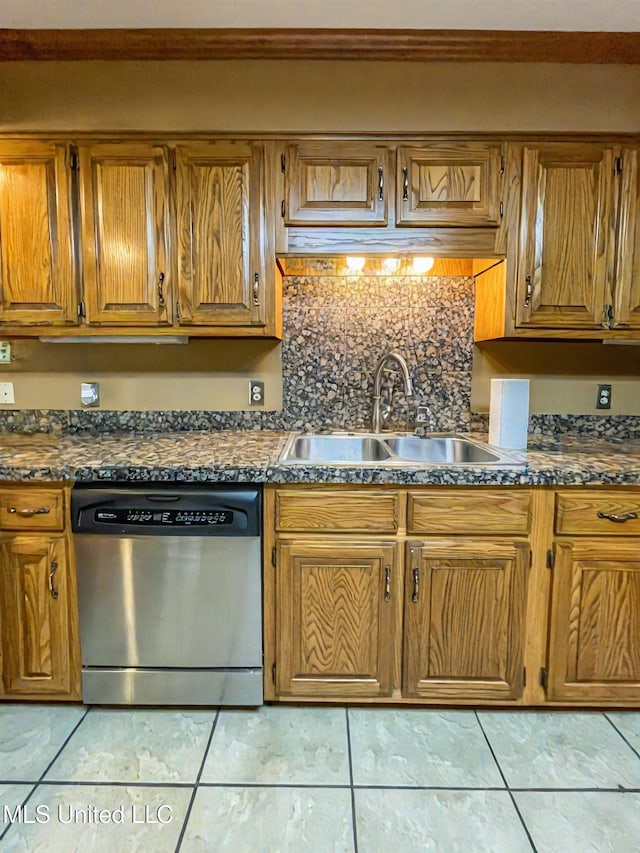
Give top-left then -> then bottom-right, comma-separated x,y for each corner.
371,352 -> 414,433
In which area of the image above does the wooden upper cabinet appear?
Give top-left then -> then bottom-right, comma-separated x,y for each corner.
78,143 -> 171,326
614,147 -> 640,329
284,142 -> 388,226
175,142 -> 266,326
403,539 -> 529,701
516,143 -> 617,329
0,141 -> 77,325
396,143 -> 502,226
276,540 -> 396,698
547,540 -> 640,702
0,535 -> 72,696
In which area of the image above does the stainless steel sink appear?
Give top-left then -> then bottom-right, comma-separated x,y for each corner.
282,435 -> 392,463
385,436 -> 501,464
279,432 -> 521,466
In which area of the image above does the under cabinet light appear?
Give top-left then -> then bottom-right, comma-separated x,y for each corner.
411,257 -> 435,274
383,258 -> 401,272
346,256 -> 366,272
38,336 -> 189,344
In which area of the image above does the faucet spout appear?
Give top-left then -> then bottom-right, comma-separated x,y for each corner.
371,351 -> 414,433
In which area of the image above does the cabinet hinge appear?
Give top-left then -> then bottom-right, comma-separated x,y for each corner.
602,303 -> 614,330
280,153 -> 286,173
546,548 -> 555,569
271,546 -> 276,568
499,201 -> 504,218
500,155 -> 505,175
271,663 -> 276,685
77,300 -> 85,319
522,667 -> 527,687
615,156 -> 623,175
70,152 -> 79,172
281,200 -> 285,218
539,667 -> 549,689
175,301 -> 181,322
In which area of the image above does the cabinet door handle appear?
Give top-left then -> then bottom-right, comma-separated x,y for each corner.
523,275 -> 532,308
8,506 -> 50,517
402,167 -> 409,201
411,566 -> 419,603
378,166 -> 384,202
157,272 -> 166,308
49,560 -> 59,600
253,273 -> 260,307
597,510 -> 638,523
384,564 -> 391,602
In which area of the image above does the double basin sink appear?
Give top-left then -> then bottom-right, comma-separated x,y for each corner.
279,433 -> 522,466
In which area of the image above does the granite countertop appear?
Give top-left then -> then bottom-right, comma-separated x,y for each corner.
1,430 -> 640,486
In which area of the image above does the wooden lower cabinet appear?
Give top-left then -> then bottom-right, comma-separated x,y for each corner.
275,540 -> 397,698
547,539 -> 640,702
403,539 -> 529,701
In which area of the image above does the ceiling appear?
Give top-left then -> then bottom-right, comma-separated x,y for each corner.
2,0 -> 640,31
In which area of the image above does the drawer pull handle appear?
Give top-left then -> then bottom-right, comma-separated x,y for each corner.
8,506 -> 50,517
49,560 -> 59,600
378,166 -> 384,202
597,511 -> 638,523
384,564 -> 391,602
523,275 -> 533,308
411,566 -> 419,603
402,167 -> 409,201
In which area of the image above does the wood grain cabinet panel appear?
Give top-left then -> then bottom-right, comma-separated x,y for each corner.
285,143 -> 388,226
275,489 -> 399,533
403,539 -> 529,700
78,143 -> 171,326
276,541 -> 397,698
614,146 -> 640,329
396,144 -> 502,226
0,535 -> 73,696
0,488 -> 64,532
175,141 -> 267,327
555,491 -> 640,536
0,141 -> 77,325
547,540 -> 640,702
515,143 -> 616,329
408,489 -> 531,535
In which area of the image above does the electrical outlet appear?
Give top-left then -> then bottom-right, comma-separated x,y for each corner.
0,342 -> 11,364
596,384 -> 612,410
249,380 -> 265,406
415,407 -> 430,423
0,382 -> 15,404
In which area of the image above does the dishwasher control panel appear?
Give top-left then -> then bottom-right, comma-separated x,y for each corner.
95,509 -> 234,526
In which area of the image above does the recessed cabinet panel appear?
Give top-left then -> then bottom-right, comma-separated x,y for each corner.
276,541 -> 396,698
79,143 -> 170,325
0,142 -> 77,325
396,144 -> 502,226
547,540 -> 640,701
516,144 -> 616,328
403,539 -> 528,700
176,143 -> 265,326
614,147 -> 640,329
285,143 -> 388,226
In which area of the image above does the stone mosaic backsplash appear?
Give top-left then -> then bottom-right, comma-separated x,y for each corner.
0,272 -> 639,439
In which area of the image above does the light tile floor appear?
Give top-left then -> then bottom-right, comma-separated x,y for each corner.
1,705 -> 640,851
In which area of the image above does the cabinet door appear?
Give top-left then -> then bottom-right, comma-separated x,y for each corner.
285,142 -> 388,226
516,143 -> 616,328
0,141 -> 77,325
175,142 -> 266,327
276,540 -> 396,698
397,144 -> 502,226
78,143 -> 171,326
547,540 -> 640,702
403,539 -> 529,701
0,536 -> 72,696
614,147 -> 640,329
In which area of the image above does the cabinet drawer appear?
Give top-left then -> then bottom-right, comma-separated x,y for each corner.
275,489 -> 399,533
0,488 -> 65,531
555,491 -> 640,535
408,490 -> 531,535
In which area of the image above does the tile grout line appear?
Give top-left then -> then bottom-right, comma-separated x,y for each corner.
0,705 -> 91,844
345,708 -> 358,853
474,712 -> 538,853
174,709 -> 220,853
603,712 -> 640,769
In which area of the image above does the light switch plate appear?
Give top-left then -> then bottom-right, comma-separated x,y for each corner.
0,382 -> 15,404
0,342 -> 11,363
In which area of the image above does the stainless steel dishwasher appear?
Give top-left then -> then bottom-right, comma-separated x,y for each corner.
71,484 -> 262,706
